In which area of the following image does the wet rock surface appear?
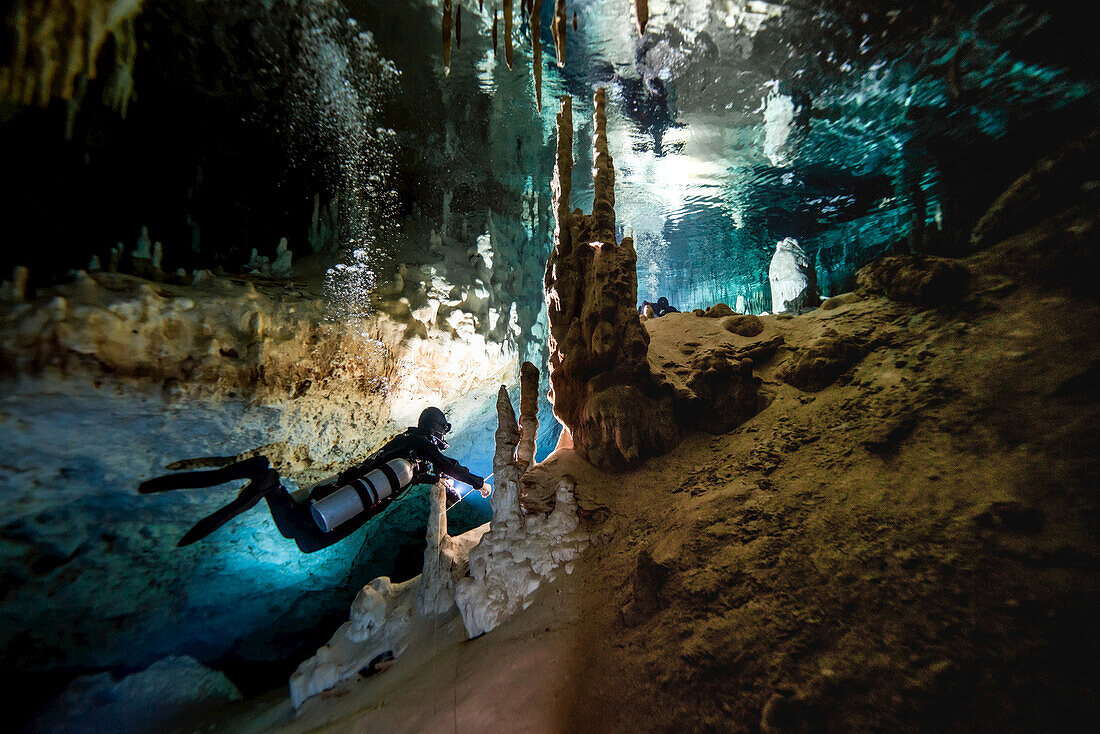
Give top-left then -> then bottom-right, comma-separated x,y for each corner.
778,328 -> 865,392
856,255 -> 970,307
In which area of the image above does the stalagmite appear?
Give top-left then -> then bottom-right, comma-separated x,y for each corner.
290,476 -> 490,706
442,0 -> 453,73
634,0 -> 649,36
552,0 -> 567,67
573,11 -> 578,30
769,237 -> 820,313
517,361 -> 539,470
504,0 -> 514,70
544,90 -> 679,470
455,367 -> 588,638
531,0 -> 543,110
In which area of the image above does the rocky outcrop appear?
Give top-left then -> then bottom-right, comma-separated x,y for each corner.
857,254 -> 969,307
970,129 -> 1100,251
545,89 -> 679,470
779,328 -> 865,392
455,369 -> 589,637
644,313 -> 778,434
621,549 -> 670,628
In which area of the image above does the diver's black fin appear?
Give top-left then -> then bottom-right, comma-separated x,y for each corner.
138,456 -> 271,494
176,469 -> 279,546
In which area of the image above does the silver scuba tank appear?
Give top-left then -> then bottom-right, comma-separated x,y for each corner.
310,457 -> 416,533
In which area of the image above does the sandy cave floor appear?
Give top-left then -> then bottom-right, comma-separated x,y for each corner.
192,227 -> 1098,733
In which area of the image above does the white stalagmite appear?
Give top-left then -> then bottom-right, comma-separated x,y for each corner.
769,237 -> 817,313
289,478 -> 488,707
454,368 -> 588,639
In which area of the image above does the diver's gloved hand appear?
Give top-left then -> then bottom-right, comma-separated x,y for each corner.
479,483 -> 491,498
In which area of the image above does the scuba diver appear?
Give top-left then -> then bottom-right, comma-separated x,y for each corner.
138,407 -> 487,553
639,297 -> 680,317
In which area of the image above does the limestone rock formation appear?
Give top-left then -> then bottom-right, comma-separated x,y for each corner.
442,0 -> 453,73
545,89 -> 679,469
857,254 -> 969,306
644,312 -> 779,433
531,0 -> 543,110
33,656 -> 241,734
455,377 -> 589,637
779,328 -> 865,392
722,313 -> 764,337
970,129 -> 1100,251
552,0 -> 568,67
621,549 -> 670,628
0,0 -> 144,114
504,0 -> 514,69
289,478 -> 489,707
769,237 -> 820,313
634,0 -> 649,36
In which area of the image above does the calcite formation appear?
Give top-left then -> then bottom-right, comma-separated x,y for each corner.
768,237 -> 820,313
442,0 -> 453,72
293,364 -> 587,703
634,0 -> 649,36
504,0 -> 514,69
545,89 -> 679,469
289,479 -> 489,707
552,0 -> 568,67
454,373 -> 588,637
531,0 -> 543,110
0,0 -> 144,114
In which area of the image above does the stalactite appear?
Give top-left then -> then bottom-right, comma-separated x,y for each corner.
504,0 -> 514,70
492,10 -> 498,53
456,2 -> 462,51
573,11 -> 578,31
552,0 -> 567,68
0,0 -> 145,114
634,0 -> 648,36
442,0 -> 453,73
531,0 -> 542,111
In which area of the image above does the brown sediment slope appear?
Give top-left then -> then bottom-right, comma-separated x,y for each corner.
213,208 -> 1098,732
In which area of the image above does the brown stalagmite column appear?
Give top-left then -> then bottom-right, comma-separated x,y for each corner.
456,3 -> 462,50
552,0 -> 567,67
442,0 -> 453,72
504,1 -> 514,69
517,361 -> 540,470
591,87 -> 615,245
635,0 -> 649,36
532,0 -> 543,110
544,89 -> 680,470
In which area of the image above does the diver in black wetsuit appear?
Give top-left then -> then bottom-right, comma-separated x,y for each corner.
138,407 -> 486,553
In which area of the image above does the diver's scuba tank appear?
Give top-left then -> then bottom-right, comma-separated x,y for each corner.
310,458 -> 416,532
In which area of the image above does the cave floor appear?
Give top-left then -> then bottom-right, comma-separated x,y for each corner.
196,224 -> 1098,733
